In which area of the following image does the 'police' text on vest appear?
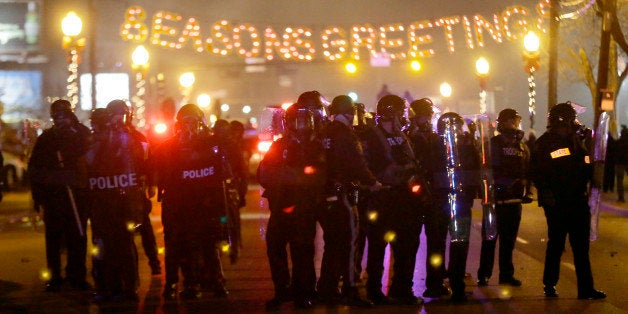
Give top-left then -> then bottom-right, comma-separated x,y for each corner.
89,173 -> 138,190
182,167 -> 215,179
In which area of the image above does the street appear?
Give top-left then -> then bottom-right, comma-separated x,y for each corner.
0,186 -> 627,313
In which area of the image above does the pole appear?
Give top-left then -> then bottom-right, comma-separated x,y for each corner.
595,0 -> 615,129
56,151 -> 85,237
547,0 -> 559,111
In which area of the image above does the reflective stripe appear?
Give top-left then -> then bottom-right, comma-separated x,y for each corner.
585,156 -> 591,164
550,148 -> 571,159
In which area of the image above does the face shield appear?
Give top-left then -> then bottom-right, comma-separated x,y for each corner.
285,108 -> 315,140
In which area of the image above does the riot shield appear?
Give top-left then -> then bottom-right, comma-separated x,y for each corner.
475,115 -> 497,241
441,114 -> 467,242
588,112 -> 610,241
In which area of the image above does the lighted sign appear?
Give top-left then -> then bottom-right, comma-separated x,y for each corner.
120,3 -> 551,64
0,1 -> 41,52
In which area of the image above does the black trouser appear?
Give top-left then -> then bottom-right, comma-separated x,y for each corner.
354,190 -> 370,280
91,194 -> 139,295
542,202 -> 594,295
477,202 -> 522,280
266,206 -> 317,301
138,198 -> 159,268
163,225 -> 204,289
317,192 -> 359,298
425,197 -> 471,295
42,198 -> 87,285
366,187 -> 421,298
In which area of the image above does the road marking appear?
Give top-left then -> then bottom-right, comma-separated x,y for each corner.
516,236 -> 529,244
561,262 -> 575,271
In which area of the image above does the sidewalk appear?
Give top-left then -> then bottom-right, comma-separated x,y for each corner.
599,190 -> 628,216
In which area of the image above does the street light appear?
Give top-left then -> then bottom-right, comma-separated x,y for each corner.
61,11 -> 85,110
523,31 -> 540,131
475,57 -> 490,114
179,72 -> 195,105
440,82 -> 452,112
131,45 -> 149,128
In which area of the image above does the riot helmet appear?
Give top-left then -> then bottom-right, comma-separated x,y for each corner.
548,102 -> 577,130
410,98 -> 434,118
376,94 -> 406,122
297,90 -> 329,125
437,112 -> 465,136
175,104 -> 207,139
284,104 -> 315,140
90,108 -> 110,133
496,108 -> 522,133
329,95 -> 355,116
106,99 -> 133,127
50,99 -> 75,126
213,119 -> 231,139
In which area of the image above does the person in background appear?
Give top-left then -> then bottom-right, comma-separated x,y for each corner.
28,99 -> 91,292
530,102 -> 606,300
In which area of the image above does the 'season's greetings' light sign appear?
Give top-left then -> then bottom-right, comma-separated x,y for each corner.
119,0 -> 555,62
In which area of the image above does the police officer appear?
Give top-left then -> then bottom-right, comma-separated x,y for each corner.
530,102 -> 606,300
114,101 -> 161,276
477,109 -> 531,287
432,112 -> 481,302
258,105 -> 326,310
212,119 -> 247,265
316,95 -> 381,306
28,99 -> 91,292
362,94 -> 424,305
87,100 -> 148,302
406,98 -> 451,299
154,104 -> 229,300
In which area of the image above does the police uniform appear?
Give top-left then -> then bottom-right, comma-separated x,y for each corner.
154,124 -> 228,300
530,103 -> 605,299
406,113 -> 451,298
29,101 -> 91,291
259,115 -> 326,309
317,116 -> 378,304
430,113 -> 481,302
477,127 -> 529,285
362,118 -> 422,304
87,117 -> 146,302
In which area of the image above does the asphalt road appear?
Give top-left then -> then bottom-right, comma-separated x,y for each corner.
0,186 -> 627,313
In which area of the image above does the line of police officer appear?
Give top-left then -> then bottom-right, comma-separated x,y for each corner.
29,100 -> 243,303
258,91 -> 606,309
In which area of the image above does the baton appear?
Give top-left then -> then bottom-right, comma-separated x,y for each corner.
56,151 -> 85,237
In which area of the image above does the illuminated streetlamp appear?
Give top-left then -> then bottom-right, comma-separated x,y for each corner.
197,93 -> 211,109
179,72 -> 195,104
131,45 -> 149,128
440,82 -> 452,111
523,31 -> 540,131
61,11 -> 85,110
475,57 -> 490,114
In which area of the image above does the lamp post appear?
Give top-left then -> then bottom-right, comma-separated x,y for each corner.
61,11 -> 85,110
131,45 -> 149,128
179,72 -> 195,105
475,57 -> 490,114
523,31 -> 540,131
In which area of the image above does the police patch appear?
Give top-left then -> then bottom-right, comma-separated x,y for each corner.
550,148 -> 571,159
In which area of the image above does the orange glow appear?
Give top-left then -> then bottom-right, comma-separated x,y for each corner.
257,140 -> 272,153
303,166 -> 315,174
154,122 -> 168,134
411,184 -> 421,194
283,205 -> 295,214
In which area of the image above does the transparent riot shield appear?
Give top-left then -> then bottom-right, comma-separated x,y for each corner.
475,115 -> 497,241
441,115 -> 467,242
588,112 -> 610,241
